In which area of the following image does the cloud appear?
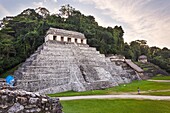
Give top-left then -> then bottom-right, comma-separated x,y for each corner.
78,0 -> 170,48
0,4 -> 11,18
53,0 -> 57,2
32,0 -> 58,14
33,2 -> 44,7
33,0 -> 58,7
43,0 -> 57,3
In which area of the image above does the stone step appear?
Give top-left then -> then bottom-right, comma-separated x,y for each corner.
79,59 -> 106,63
83,54 -> 105,57
44,44 -> 72,48
21,73 -> 70,80
79,54 -> 102,58
21,61 -> 33,68
44,43 -> 71,47
37,55 -> 75,60
34,57 -> 76,62
40,52 -> 74,56
24,66 -> 69,71
80,50 -> 100,54
39,77 -> 70,89
40,50 -> 73,55
78,55 -> 105,60
39,73 -> 70,79
43,46 -> 71,51
24,68 -> 70,73
79,58 -> 106,63
45,45 -> 72,49
20,74 -> 39,80
46,41 -> 83,47
21,68 -> 70,74
79,47 -> 96,51
77,53 -> 105,58
125,70 -> 136,75
41,49 -> 72,53
37,84 -> 72,94
31,61 -> 76,66
29,52 -> 39,58
26,65 -> 69,69
80,61 -> 107,66
83,80 -> 114,90
45,42 -> 73,48
80,49 -> 97,53
78,59 -> 106,63
17,77 -> 70,92
25,55 -> 38,62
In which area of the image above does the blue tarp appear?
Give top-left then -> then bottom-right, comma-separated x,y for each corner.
6,75 -> 15,86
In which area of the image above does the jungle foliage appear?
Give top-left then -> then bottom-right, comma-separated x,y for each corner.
0,5 -> 169,75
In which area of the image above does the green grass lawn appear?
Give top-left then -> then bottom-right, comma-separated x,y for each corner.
48,80 -> 170,97
61,99 -> 170,113
151,76 -> 170,80
143,91 -> 170,96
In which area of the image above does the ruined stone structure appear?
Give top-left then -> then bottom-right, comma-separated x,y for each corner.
108,56 -> 143,80
14,28 -> 141,94
0,87 -> 62,113
125,59 -> 144,79
138,55 -> 148,63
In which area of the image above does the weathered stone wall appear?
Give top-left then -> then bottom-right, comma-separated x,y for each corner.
0,79 -> 5,88
0,87 -> 62,113
14,40 -> 141,94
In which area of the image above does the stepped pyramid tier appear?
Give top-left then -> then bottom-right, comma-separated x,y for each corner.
14,28 -> 141,94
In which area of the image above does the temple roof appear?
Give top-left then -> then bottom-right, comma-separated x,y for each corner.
139,55 -> 147,59
47,27 -> 86,39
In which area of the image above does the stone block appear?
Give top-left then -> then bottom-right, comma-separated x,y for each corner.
29,98 -> 39,104
8,103 -> 24,113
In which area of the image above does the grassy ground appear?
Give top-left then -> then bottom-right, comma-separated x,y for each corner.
134,62 -> 169,76
143,91 -> 170,96
151,76 -> 170,80
61,99 -> 170,113
48,80 -> 170,97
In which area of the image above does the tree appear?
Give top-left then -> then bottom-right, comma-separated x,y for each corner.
0,5 -> 169,75
35,7 -> 50,18
1,39 -> 15,59
122,43 -> 134,59
113,26 -> 125,53
130,40 -> 141,60
59,4 -> 75,18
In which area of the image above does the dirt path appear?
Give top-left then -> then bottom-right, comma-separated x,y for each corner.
59,95 -> 170,101
147,80 -> 170,82
108,89 -> 170,95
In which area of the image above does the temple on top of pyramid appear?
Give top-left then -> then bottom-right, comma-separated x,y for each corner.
45,27 -> 87,44
14,27 -> 143,94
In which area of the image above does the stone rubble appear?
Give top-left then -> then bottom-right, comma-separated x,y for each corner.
0,87 -> 62,113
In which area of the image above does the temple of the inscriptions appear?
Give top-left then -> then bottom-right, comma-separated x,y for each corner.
45,28 -> 87,44
14,27 -> 142,94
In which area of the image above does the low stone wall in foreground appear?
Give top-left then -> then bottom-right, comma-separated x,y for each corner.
0,87 -> 63,113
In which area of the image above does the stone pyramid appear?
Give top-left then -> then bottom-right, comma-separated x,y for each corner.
14,28 -> 140,94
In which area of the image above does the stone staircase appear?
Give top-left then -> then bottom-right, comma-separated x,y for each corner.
14,41 -> 140,94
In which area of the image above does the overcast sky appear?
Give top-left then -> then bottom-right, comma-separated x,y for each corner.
0,0 -> 170,48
